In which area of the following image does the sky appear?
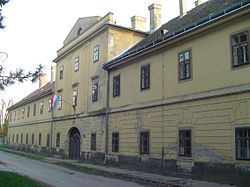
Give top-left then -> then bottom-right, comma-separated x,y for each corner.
0,0 -> 206,103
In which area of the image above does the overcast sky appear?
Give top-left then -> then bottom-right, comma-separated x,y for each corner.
0,0 -> 206,103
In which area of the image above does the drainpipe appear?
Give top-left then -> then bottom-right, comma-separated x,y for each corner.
50,100 -> 54,157
104,70 -> 110,165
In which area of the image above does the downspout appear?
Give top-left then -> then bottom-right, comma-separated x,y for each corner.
104,70 -> 110,165
161,52 -> 165,173
50,100 -> 54,157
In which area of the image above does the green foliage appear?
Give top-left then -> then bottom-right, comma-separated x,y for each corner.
0,171 -> 44,187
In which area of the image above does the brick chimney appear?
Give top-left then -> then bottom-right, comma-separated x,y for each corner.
179,0 -> 187,17
39,73 -> 47,88
131,16 -> 147,32
195,0 -> 203,6
148,3 -> 161,32
51,63 -> 56,82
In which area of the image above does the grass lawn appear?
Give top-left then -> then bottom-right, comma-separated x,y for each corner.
0,171 -> 44,187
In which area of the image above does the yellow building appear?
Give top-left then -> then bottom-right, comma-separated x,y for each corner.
7,12 -> 147,160
103,0 -> 250,176
7,0 -> 250,181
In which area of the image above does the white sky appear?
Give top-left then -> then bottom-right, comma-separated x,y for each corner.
0,0 -> 206,103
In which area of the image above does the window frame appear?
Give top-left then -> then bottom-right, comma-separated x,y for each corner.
112,132 -> 119,152
90,133 -> 97,151
33,103 -> 36,116
178,49 -> 192,81
56,132 -> 60,147
72,87 -> 78,106
27,106 -> 30,117
93,45 -> 99,62
179,129 -> 192,157
140,64 -> 150,91
235,127 -> 250,160
74,57 -> 79,72
40,101 -> 44,115
58,95 -> 62,110
47,134 -> 50,147
92,82 -> 98,102
140,131 -> 149,154
31,134 -> 34,145
26,134 -> 28,144
113,74 -> 120,97
59,65 -> 64,80
231,30 -> 249,68
38,133 -> 42,146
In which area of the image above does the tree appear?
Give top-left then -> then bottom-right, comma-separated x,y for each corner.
0,98 -> 12,137
0,56 -> 44,90
0,0 -> 9,29
0,1 -> 44,90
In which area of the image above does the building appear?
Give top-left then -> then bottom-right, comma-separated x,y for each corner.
7,12 -> 147,160
7,0 -> 250,182
103,0 -> 250,177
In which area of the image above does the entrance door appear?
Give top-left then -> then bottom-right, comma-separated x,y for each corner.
69,128 -> 80,159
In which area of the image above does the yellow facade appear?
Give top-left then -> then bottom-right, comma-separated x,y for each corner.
7,0 -> 250,177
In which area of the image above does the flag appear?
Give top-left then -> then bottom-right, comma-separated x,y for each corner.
50,93 -> 59,112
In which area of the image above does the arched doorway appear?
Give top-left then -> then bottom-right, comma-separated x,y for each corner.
69,127 -> 81,159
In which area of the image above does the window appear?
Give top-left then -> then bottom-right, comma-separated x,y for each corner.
22,108 -> 25,119
58,95 -> 62,110
21,134 -> 23,144
40,101 -> 44,115
90,133 -> 96,151
232,31 -> 249,67
141,64 -> 150,90
92,82 -> 98,102
179,129 -> 191,157
56,132 -> 60,147
113,75 -> 120,97
93,45 -> 99,62
17,110 -> 20,120
140,131 -> 149,154
235,127 -> 250,160
48,99 -> 51,112
13,111 -> 16,121
31,134 -> 34,145
47,134 -> 50,147
38,133 -> 42,146
74,57 -> 79,72
33,103 -> 36,116
16,134 -> 18,143
27,106 -> 30,117
112,132 -> 119,152
72,87 -> 78,106
179,50 -> 191,80
77,27 -> 83,36
12,134 -> 14,143
59,65 -> 64,79
26,134 -> 28,144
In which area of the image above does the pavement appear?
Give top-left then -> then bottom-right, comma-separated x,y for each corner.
42,157 -> 237,187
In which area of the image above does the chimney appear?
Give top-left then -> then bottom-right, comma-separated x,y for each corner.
39,73 -> 47,88
148,3 -> 161,32
179,0 -> 187,17
51,63 -> 56,82
131,16 -> 147,32
195,0 -> 203,6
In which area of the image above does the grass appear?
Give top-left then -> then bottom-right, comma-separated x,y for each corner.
0,171 -> 44,187
0,145 -> 44,160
